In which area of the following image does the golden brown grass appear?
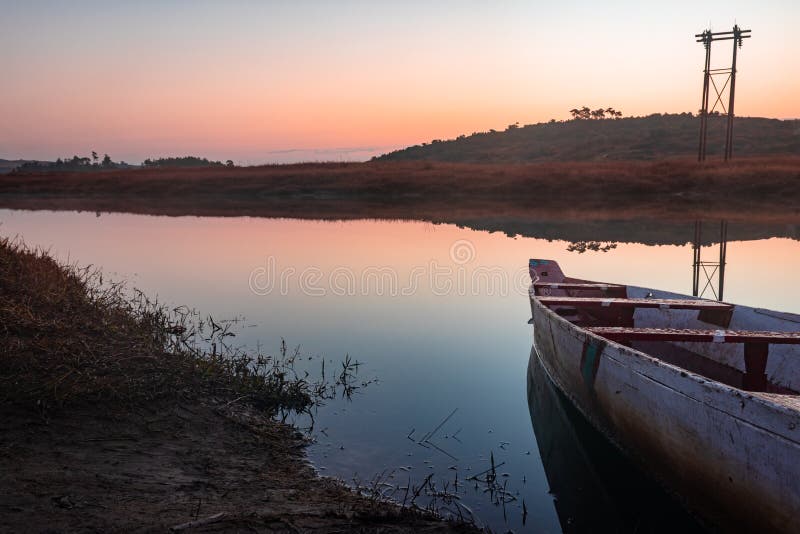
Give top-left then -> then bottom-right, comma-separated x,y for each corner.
2,156 -> 800,223
0,237 -> 322,412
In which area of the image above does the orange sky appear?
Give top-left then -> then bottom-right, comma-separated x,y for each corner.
1,1 -> 798,163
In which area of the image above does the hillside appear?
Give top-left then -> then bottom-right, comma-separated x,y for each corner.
375,114 -> 800,163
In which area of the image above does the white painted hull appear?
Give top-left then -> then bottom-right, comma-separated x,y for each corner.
530,285 -> 800,533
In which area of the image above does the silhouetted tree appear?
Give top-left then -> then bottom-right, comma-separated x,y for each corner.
571,106 -> 621,120
102,154 -> 113,167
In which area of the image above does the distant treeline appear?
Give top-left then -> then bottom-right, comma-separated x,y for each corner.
11,154 -> 236,173
569,106 -> 624,120
142,156 -> 234,168
12,152 -> 135,173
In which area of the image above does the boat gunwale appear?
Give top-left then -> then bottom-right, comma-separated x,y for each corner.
530,285 -> 800,439
529,275 -> 800,533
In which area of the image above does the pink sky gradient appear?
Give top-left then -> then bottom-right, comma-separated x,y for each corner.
1,1 -> 798,164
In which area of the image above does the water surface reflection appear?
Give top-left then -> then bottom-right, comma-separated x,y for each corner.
527,348 -> 705,533
1,210 -> 799,532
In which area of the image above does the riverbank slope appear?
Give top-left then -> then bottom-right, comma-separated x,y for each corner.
0,238 -> 477,532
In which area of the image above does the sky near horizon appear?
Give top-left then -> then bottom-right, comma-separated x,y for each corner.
1,1 -> 798,164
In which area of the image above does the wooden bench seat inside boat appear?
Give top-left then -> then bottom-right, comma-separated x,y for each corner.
751,392 -> 800,410
533,282 -> 625,290
587,326 -> 800,392
538,296 -> 733,311
586,327 -> 800,344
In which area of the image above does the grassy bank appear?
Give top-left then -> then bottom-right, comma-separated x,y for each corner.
0,238 -> 318,412
2,157 -> 800,224
0,238 -> 477,532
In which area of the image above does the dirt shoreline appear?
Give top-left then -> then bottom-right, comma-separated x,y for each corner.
1,400 -> 477,533
0,239 -> 479,533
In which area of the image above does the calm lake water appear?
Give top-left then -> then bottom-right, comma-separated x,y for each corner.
3,209 -> 799,532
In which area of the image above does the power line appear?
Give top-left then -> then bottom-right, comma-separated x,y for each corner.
696,25 -> 751,162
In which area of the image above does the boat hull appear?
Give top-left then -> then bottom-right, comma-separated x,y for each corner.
530,291 -> 800,533
527,347 -> 704,532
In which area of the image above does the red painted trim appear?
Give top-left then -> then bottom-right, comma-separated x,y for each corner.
537,297 -> 733,311
587,327 -> 800,345
533,282 -> 625,290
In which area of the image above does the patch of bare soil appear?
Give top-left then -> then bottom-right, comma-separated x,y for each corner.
0,399 -> 476,533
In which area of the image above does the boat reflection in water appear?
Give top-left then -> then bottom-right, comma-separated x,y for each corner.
527,347 -> 705,533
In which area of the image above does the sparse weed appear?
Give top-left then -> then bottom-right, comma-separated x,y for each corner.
0,236 -> 364,418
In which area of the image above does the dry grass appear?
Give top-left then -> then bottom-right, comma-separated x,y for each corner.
2,157 -> 800,223
0,237 -> 479,533
0,237 -> 339,414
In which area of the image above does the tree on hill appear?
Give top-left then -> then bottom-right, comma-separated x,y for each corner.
571,106 -> 622,120
590,108 -> 606,119
569,106 -> 591,120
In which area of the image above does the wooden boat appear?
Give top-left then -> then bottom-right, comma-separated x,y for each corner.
527,348 -> 703,533
527,259 -> 800,533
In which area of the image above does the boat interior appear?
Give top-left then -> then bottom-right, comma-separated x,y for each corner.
529,259 -> 800,398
